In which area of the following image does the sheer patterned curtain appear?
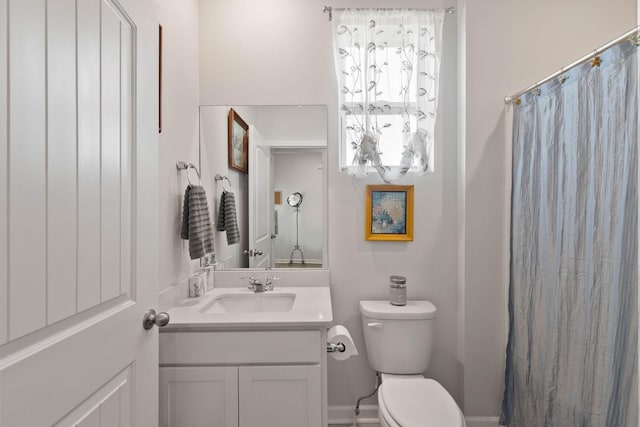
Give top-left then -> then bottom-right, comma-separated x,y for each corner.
332,9 -> 444,183
501,41 -> 638,426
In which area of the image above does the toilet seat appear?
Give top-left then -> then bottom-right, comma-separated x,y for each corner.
378,378 -> 465,427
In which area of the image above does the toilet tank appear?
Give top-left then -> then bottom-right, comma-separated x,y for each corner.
359,300 -> 437,374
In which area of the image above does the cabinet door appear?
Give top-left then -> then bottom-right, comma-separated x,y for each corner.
239,365 -> 321,427
160,366 -> 238,427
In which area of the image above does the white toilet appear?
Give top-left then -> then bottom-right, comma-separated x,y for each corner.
360,300 -> 466,427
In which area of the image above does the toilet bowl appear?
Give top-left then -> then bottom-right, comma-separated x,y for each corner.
359,300 -> 466,427
377,376 -> 465,427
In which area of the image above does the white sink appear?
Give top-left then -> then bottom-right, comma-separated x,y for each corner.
199,293 -> 296,314
165,287 -> 332,329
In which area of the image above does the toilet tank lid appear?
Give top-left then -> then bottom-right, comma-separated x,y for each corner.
359,300 -> 437,319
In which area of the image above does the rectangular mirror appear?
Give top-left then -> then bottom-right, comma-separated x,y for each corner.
199,105 -> 328,270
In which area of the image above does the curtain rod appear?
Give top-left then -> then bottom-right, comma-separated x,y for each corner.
322,6 -> 455,21
504,26 -> 640,105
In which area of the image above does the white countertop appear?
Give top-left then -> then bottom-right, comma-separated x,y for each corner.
162,286 -> 333,331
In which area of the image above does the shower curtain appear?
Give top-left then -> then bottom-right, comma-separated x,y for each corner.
501,40 -> 638,426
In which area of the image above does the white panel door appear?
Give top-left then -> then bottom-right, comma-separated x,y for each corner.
248,126 -> 273,268
160,366 -> 239,427
0,0 -> 159,425
239,365 -> 321,427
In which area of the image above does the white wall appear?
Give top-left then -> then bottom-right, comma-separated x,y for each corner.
462,0 -> 636,417
273,151 -> 324,264
199,0 -> 461,409
157,0 -> 201,293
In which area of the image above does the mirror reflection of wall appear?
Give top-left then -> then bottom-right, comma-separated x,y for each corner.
273,150 -> 324,268
199,105 -> 327,270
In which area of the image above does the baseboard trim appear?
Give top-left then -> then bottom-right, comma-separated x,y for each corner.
465,416 -> 501,427
328,405 -> 379,425
328,406 -> 500,427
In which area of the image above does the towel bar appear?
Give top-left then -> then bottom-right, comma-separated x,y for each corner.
214,174 -> 232,191
176,161 -> 201,185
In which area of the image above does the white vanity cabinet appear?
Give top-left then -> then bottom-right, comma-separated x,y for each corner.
159,330 -> 325,427
160,366 -> 239,427
238,365 -> 321,427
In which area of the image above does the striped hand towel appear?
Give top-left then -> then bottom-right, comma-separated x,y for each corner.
216,190 -> 240,245
180,185 -> 215,260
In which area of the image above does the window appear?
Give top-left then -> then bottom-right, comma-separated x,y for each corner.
332,9 -> 444,182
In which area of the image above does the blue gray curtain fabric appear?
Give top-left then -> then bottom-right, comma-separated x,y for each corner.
501,41 -> 638,426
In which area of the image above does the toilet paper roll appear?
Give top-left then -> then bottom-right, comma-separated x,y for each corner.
327,325 -> 358,361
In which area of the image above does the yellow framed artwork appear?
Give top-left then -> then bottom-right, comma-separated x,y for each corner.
365,185 -> 414,241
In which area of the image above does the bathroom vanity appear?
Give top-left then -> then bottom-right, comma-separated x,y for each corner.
159,287 -> 333,427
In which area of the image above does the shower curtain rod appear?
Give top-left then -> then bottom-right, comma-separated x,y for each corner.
322,6 -> 455,21
504,26 -> 639,105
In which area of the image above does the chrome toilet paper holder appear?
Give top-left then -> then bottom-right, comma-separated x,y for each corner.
326,342 -> 346,353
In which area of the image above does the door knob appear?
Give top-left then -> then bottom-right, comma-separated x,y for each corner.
143,309 -> 170,330
243,249 -> 263,256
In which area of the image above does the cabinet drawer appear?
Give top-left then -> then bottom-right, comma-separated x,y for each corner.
160,330 -> 321,365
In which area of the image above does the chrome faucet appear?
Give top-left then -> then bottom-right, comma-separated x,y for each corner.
246,277 -> 267,293
244,274 -> 279,292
